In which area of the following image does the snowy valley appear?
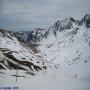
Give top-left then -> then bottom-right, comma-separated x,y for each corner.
0,14 -> 90,90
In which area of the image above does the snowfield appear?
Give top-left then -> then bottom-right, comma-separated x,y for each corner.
0,62 -> 90,90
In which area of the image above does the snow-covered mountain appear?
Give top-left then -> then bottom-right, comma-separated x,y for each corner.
0,29 -> 47,75
13,14 -> 90,67
15,28 -> 47,45
37,14 -> 90,67
0,14 -> 90,90
0,14 -> 90,74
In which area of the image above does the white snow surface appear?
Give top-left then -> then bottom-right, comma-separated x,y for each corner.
0,63 -> 90,90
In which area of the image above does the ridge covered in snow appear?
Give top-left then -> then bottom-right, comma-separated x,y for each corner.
0,29 -> 47,75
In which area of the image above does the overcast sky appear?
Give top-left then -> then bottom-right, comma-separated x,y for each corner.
0,0 -> 90,31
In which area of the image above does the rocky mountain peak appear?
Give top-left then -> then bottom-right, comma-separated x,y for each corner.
53,17 -> 75,31
82,14 -> 90,28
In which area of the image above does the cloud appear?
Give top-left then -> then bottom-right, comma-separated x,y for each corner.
0,0 -> 90,31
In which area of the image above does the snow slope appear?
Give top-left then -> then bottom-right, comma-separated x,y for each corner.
0,66 -> 90,90
38,25 -> 90,65
0,29 -> 46,74
38,15 -> 90,67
